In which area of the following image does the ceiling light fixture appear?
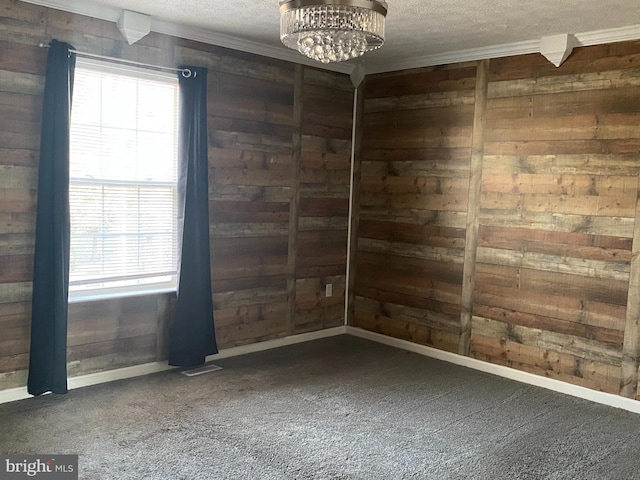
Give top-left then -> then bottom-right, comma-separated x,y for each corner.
279,0 -> 388,64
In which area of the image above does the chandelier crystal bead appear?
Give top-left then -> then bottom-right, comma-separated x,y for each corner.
279,0 -> 387,64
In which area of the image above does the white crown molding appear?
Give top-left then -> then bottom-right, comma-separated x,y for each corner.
365,23 -> 640,74
18,1 -> 640,81
363,39 -> 542,74
149,17 -> 354,74
575,24 -> 640,46
21,0 -> 121,22
19,0 -> 354,75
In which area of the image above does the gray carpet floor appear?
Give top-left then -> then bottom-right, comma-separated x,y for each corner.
2,335 -> 640,479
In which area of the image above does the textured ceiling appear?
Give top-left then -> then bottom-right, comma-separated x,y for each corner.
22,0 -> 640,73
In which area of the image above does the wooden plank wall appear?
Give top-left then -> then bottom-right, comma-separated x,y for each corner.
475,45 -> 640,396
355,41 -> 640,400
354,64 -> 478,353
0,0 -> 352,391
184,42 -> 298,348
296,69 -> 352,333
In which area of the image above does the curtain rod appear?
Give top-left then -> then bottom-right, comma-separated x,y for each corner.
38,42 -> 194,77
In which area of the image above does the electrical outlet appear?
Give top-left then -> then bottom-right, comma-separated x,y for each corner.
325,283 -> 333,297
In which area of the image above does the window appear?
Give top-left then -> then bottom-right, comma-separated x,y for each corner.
69,58 -> 179,300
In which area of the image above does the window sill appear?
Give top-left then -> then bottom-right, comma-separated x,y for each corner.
68,287 -> 177,304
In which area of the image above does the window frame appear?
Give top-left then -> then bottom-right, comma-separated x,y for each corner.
67,57 -> 180,303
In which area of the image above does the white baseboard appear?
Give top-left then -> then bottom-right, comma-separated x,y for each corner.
0,326 -> 347,405
346,326 -> 640,415
3,325 -> 639,415
205,326 -> 347,362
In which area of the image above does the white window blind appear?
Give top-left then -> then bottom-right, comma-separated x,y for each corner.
69,58 -> 179,299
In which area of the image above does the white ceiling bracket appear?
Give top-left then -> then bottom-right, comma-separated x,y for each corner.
350,63 -> 366,88
540,33 -> 578,67
117,10 -> 151,45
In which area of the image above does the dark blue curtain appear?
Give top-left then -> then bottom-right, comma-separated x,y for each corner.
168,67 -> 218,367
28,40 -> 76,396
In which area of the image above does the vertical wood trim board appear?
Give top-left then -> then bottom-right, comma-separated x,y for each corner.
345,80 -> 366,326
620,174 -> 640,398
459,59 -> 489,356
286,64 -> 304,336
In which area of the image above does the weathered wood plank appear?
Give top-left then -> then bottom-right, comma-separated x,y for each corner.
210,184 -> 293,202
211,131 -> 293,154
363,125 -> 473,150
209,147 -> 292,169
354,309 -> 459,353
365,90 -> 476,113
304,67 -> 353,91
0,70 -> 43,95
483,154 -> 640,176
67,334 -> 156,363
301,135 -> 351,155
471,335 -> 621,394
210,165 -> 292,187
481,191 -> 636,218
365,104 -> 475,128
482,174 -> 638,196
357,253 -> 463,305
477,267 -> 629,307
460,59 -> 488,356
359,220 -> 465,248
358,238 -> 464,264
359,192 -> 471,212
361,175 -> 470,195
216,314 -> 288,348
286,64 -> 303,336
492,40 -> 640,77
211,223 -> 289,238
471,316 -> 622,365
478,225 -> 632,256
295,302 -> 344,333
0,188 -> 37,213
211,256 -> 288,283
357,296 -> 460,334
176,45 -> 295,84
486,113 -> 640,142
0,282 -> 31,304
473,303 -> 624,345
213,283 -> 288,310
355,286 -> 461,317
479,209 -> 635,237
477,246 -> 630,281
0,147 -> 39,167
620,175 -> 640,397
366,66 -> 477,99
210,200 -> 289,223
0,254 -> 33,282
489,68 -> 640,99
300,197 -> 349,217
359,208 -> 467,229
484,138 -> 640,157
363,145 -> 472,163
473,281 -> 626,331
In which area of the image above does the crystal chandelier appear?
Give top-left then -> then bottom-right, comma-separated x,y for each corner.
279,0 -> 388,64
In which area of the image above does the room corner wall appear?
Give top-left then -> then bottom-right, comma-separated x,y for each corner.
0,0 -> 353,392
353,41 -> 640,401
